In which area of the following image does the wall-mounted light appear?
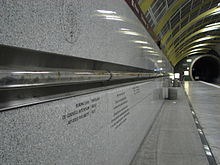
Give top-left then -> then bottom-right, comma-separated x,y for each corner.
169,73 -> 174,80
184,71 -> 189,76
186,59 -> 192,62
157,60 -> 163,63
174,73 -> 180,79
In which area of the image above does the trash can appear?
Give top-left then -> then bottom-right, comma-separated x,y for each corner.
168,87 -> 177,100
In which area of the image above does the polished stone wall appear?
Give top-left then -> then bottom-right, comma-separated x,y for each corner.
0,1 -> 169,164
0,0 -> 169,71
0,79 -> 164,165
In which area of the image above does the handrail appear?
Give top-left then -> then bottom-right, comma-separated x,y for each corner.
0,69 -> 164,89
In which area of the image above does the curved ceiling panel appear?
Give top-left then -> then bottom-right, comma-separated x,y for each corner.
138,0 -> 220,66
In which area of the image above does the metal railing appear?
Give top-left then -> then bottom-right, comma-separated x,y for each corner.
0,69 -> 163,89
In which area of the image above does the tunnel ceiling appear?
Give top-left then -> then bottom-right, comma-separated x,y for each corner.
137,0 -> 220,66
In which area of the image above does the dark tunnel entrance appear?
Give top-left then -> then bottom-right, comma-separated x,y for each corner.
192,56 -> 220,83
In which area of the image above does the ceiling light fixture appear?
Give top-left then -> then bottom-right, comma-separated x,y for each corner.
205,22 -> 220,27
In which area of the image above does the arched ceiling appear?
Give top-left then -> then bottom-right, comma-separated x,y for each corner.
137,0 -> 220,66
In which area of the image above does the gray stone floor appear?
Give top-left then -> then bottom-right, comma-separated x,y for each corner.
184,81 -> 220,165
130,86 -> 209,165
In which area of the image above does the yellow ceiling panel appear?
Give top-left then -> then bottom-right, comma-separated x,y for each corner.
154,0 -> 187,35
167,25 -> 220,57
161,0 -> 212,45
164,7 -> 220,53
140,0 -> 155,14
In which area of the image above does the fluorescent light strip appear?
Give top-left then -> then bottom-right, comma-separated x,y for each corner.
186,51 -> 206,56
188,48 -> 208,52
201,25 -> 220,33
190,43 -> 213,49
206,22 -> 220,27
194,36 -> 216,42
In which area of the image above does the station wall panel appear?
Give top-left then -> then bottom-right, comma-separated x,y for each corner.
0,78 -> 164,165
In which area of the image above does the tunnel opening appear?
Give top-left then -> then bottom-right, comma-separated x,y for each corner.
192,56 -> 220,83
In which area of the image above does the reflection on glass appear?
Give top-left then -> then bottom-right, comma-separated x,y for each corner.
96,10 -> 117,14
105,15 -> 124,21
94,11 -> 124,22
147,50 -> 157,53
132,40 -> 149,44
139,46 -> 153,49
119,28 -> 142,36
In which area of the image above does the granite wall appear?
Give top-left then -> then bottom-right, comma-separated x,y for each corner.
0,0 -> 170,71
0,78 -> 164,165
0,0 -> 170,164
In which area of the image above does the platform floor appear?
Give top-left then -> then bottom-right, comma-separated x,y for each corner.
130,85 -> 209,165
184,81 -> 220,165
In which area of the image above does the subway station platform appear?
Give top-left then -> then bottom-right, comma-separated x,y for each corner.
131,81 -> 220,165
184,81 -> 220,165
